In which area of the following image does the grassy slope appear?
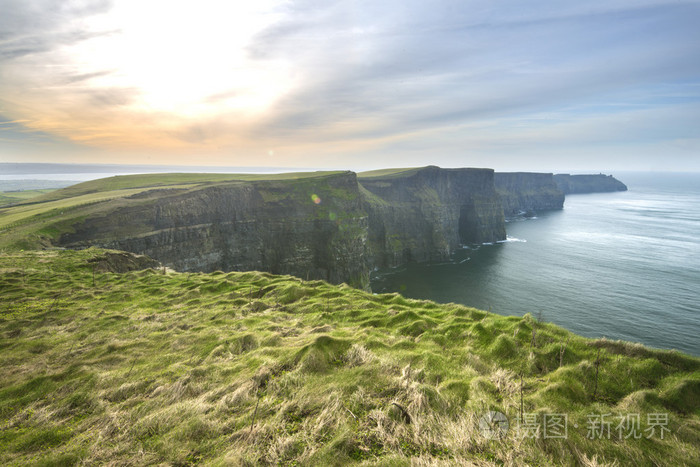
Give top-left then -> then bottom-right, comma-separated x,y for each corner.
24,172 -> 345,205
357,168 -> 423,179
1,249 -> 698,466
0,190 -> 56,208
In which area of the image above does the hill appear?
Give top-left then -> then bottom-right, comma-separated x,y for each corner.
1,249 -> 698,465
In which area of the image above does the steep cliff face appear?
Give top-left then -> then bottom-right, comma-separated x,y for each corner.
554,174 -> 628,194
47,167 -> 587,288
359,166 -> 506,268
59,172 -> 370,289
494,172 -> 565,217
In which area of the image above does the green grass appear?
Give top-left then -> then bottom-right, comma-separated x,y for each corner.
0,190 -> 56,208
358,167 -> 424,179
0,187 -> 166,230
1,249 -> 698,465
26,171 -> 346,205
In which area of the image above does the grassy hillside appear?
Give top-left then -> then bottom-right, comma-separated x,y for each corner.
0,189 -> 56,208
1,249 -> 698,465
358,167 -> 424,179
0,172 -> 345,251
23,172 -> 345,205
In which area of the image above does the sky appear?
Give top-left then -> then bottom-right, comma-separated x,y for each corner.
1,0 -> 699,173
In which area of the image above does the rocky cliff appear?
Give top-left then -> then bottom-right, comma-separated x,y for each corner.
359,166 -> 506,268
59,172 -> 371,289
554,174 -> 628,194
51,168 -> 625,288
494,172 -> 565,217
54,167 -> 508,287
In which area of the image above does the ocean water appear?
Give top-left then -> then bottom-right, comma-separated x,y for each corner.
371,172 -> 700,356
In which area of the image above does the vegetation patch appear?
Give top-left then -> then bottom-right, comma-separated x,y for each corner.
0,248 -> 699,465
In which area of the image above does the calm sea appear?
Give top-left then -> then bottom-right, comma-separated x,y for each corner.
371,172 -> 700,356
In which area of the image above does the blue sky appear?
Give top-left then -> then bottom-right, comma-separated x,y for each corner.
1,0 -> 699,172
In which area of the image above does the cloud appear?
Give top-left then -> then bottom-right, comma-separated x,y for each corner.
0,1 -> 120,103
0,1 -> 114,58
59,70 -> 115,85
1,0 -> 699,171
245,0 -> 700,147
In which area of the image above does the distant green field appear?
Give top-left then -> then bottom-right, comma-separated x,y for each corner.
28,171 -> 345,205
0,187 -> 162,230
0,189 -> 56,207
358,167 -> 422,179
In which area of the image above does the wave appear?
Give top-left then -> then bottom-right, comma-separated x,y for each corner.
497,236 -> 527,243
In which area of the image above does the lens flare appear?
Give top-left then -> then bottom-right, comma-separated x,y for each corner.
311,194 -> 321,204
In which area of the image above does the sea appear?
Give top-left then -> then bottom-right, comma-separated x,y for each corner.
372,172 -> 700,356
2,165 -> 698,356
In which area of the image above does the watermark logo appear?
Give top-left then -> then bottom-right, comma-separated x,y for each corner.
478,411 -> 509,439
509,412 -> 669,440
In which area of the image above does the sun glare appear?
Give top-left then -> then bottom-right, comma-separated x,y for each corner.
68,0 -> 291,118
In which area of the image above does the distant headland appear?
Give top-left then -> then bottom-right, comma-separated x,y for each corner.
554,173 -> 628,194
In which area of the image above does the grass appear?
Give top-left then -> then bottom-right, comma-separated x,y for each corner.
357,167 -> 424,179
0,190 -> 56,208
0,187 -> 166,230
25,171 -> 346,205
1,248 -> 698,465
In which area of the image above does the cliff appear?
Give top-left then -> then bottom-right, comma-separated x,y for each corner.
49,167 -> 507,286
58,172 -> 371,289
359,166 -> 506,268
554,173 -> 628,194
4,167 -> 625,289
494,172 -> 565,217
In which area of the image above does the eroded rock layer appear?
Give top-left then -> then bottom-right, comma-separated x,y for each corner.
495,172 -> 565,217
359,166 -> 505,268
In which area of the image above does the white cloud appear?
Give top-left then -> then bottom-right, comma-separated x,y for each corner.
0,0 -> 699,170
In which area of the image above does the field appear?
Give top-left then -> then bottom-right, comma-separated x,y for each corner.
0,190 -> 56,208
23,171 -> 345,205
357,168 -> 422,179
1,249 -> 698,465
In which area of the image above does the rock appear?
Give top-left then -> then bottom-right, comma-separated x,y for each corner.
494,172 -> 565,218
60,172 -> 370,289
359,166 -> 505,268
553,174 -> 628,194
52,168 -> 625,290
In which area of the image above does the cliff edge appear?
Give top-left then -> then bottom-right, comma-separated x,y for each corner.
58,172 -> 371,289
34,167 -> 507,287
554,173 -> 628,194
0,167 -> 626,289
359,166 -> 505,268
